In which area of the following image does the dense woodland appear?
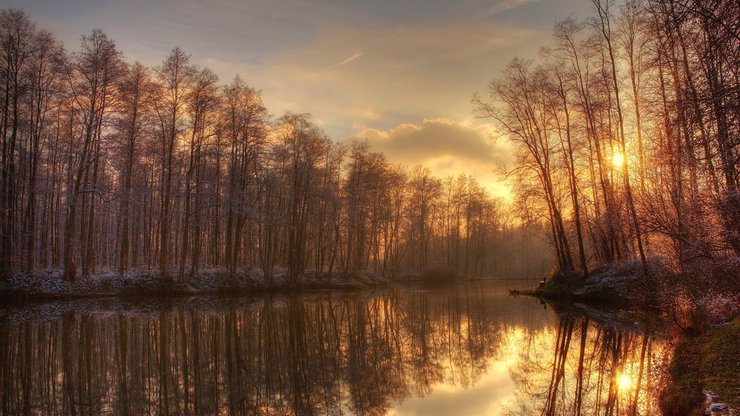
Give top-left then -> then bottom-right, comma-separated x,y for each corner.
0,8 -> 551,285
475,0 -> 738,281
0,0 -> 737,289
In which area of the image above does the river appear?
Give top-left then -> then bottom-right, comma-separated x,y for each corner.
0,280 -> 670,415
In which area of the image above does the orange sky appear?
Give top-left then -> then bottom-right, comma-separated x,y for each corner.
7,0 -> 589,197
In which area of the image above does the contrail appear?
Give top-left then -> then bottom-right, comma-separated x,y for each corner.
319,51 -> 363,74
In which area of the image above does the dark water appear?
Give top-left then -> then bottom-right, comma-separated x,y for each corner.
0,281 -> 669,415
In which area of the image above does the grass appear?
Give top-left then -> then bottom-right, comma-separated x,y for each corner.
699,317 -> 739,407
660,317 -> 739,415
660,335 -> 707,415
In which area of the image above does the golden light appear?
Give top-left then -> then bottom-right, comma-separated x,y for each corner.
612,152 -> 625,168
617,372 -> 632,391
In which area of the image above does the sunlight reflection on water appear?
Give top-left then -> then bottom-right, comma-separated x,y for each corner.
0,281 -> 668,415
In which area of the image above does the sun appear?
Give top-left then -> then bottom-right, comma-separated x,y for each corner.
617,372 -> 632,391
612,152 -> 625,168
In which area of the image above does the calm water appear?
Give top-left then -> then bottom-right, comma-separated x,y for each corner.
0,281 -> 669,415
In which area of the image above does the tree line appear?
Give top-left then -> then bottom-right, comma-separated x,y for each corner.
0,9 -> 551,285
475,0 -> 738,279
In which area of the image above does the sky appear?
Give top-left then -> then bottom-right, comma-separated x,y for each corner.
4,0 -> 589,198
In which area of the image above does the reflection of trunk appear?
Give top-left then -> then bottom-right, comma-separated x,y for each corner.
630,335 -> 649,416
544,315 -> 575,416
574,318 -> 589,414
288,299 -> 310,414
62,312 -> 76,415
115,317 -> 129,416
604,332 -> 623,415
190,310 -> 201,415
177,307 -> 190,415
646,340 -> 653,412
158,311 -> 169,414
0,320 -> 8,411
0,284 -> 669,414
22,322 -> 31,414
225,308 -> 236,414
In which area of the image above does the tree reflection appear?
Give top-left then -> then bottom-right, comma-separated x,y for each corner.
507,310 -> 665,416
0,286 -> 666,415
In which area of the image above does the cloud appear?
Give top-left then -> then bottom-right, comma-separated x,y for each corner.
389,361 -> 517,415
356,119 -> 514,199
12,0 -> 585,143
202,22 -> 537,141
360,118 -> 508,165
11,0 -> 587,203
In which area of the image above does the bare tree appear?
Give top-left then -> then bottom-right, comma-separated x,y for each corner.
62,29 -> 121,282
153,47 -> 195,283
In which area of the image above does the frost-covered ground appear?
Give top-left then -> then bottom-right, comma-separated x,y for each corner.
0,289 -> 387,324
570,256 -> 668,305
528,255 -> 739,320
0,266 -> 389,300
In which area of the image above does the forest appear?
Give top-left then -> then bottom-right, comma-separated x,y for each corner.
0,8 -> 551,290
474,0 -> 738,291
0,0 -> 738,293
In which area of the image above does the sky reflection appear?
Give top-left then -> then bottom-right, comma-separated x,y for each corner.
0,282 -> 666,415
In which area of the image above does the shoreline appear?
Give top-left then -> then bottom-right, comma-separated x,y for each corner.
510,268 -> 661,310
0,269 -> 392,304
0,283 -> 384,305
0,270 -> 526,305
510,258 -> 739,414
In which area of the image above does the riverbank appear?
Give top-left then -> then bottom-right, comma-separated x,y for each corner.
660,317 -> 739,415
511,256 -> 739,414
511,258 -> 667,309
0,268 -> 390,303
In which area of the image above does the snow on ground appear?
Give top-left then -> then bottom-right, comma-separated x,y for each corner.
0,267 -> 389,299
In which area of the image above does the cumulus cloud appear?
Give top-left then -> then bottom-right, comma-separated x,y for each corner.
360,118 -> 509,165
356,119 -> 514,199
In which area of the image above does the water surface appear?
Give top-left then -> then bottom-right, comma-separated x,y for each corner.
0,281 -> 669,415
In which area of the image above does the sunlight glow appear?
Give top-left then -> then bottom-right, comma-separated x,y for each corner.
612,152 -> 625,168
617,372 -> 632,391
